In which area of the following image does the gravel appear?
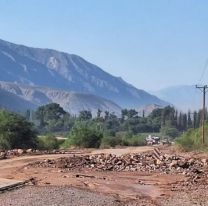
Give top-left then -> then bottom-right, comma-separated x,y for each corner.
159,189 -> 208,206
0,186 -> 158,206
0,186 -> 124,206
1,185 -> 208,206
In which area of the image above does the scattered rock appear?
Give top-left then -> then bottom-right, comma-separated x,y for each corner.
26,149 -> 33,153
17,149 -> 24,155
28,148 -> 207,185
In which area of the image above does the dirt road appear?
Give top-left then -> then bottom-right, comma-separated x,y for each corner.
0,146 -> 208,206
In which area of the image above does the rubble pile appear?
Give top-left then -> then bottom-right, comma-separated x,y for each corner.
29,149 -> 208,179
0,149 -> 81,160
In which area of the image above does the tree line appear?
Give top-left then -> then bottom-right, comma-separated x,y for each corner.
28,104 -> 205,136
0,103 -> 206,149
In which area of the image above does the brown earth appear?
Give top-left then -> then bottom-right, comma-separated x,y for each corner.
0,146 -> 208,206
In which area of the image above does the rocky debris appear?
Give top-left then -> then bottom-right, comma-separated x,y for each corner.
0,149 -> 82,159
28,149 -> 208,190
28,149 -> 208,183
17,149 -> 25,155
0,151 -> 6,160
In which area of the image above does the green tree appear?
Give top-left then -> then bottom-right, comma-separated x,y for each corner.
35,103 -> 68,132
161,106 -> 175,126
182,114 -> 187,131
66,121 -> 103,148
0,110 -> 37,149
79,110 -> 92,121
121,109 -> 138,120
187,110 -> 193,129
193,111 -> 197,129
96,109 -> 102,120
160,126 -> 179,139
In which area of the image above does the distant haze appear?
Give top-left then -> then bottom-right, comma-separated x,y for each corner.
152,85 -> 203,112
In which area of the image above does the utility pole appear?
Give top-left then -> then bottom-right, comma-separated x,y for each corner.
196,85 -> 208,144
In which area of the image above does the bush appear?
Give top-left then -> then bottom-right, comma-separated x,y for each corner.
100,135 -> 122,148
121,134 -> 146,146
64,121 -> 103,148
37,135 -> 59,150
0,109 -> 37,149
176,126 -> 208,151
160,126 -> 179,139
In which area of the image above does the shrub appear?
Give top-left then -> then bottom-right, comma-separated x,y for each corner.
121,134 -> 146,146
64,121 -> 103,148
100,135 -> 122,148
37,135 -> 59,150
160,126 -> 179,139
176,126 -> 208,151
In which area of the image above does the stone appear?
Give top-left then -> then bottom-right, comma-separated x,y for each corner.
26,149 -> 33,153
17,149 -> 24,155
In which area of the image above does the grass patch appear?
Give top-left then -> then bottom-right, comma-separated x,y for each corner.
176,125 -> 208,151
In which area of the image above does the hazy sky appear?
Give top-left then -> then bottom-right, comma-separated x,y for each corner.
0,0 -> 208,90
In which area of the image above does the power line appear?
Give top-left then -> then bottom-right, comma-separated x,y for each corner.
198,59 -> 208,84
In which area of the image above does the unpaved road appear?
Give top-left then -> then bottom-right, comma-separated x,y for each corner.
0,146 -> 208,206
0,147 -> 153,179
91,146 -> 153,156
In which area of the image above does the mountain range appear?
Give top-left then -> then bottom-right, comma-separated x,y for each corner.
0,81 -> 121,116
153,85 -> 202,112
0,39 -> 170,114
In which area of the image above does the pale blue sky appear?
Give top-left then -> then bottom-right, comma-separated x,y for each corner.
0,0 -> 208,90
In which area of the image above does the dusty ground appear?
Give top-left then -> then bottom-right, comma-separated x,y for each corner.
91,146 -> 153,156
0,146 -> 208,206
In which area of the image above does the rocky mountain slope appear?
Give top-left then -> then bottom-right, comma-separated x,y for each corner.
0,81 -> 121,116
0,39 -> 168,108
0,88 -> 36,112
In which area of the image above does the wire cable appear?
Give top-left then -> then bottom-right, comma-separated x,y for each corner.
198,58 -> 208,84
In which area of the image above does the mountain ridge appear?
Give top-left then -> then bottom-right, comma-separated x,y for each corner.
0,81 -> 122,116
0,38 -> 168,108
152,85 -> 201,111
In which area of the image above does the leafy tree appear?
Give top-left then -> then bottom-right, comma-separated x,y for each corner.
103,113 -> 120,134
35,103 -> 69,132
121,109 -> 138,120
187,110 -> 193,129
182,114 -> 187,131
0,110 -> 37,149
66,121 -> 103,148
96,109 -> 102,120
104,111 -> 110,120
193,111 -> 197,129
79,110 -> 92,121
160,126 -> 179,139
161,106 -> 175,126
